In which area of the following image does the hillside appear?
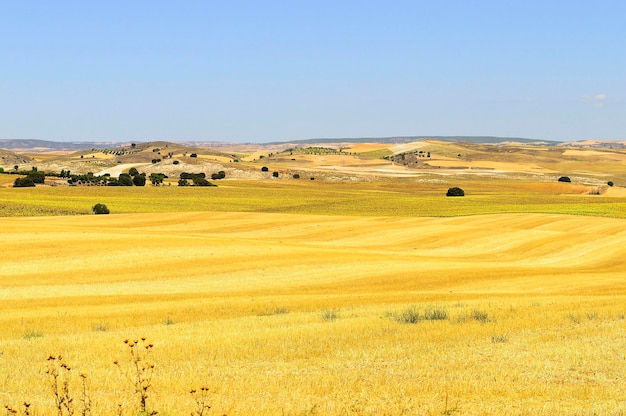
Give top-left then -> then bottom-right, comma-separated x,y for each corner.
2,138 -> 626,186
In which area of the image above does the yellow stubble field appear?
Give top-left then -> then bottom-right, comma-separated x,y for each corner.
1,181 -> 626,415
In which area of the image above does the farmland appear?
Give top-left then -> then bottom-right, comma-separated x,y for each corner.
1,140 -> 626,415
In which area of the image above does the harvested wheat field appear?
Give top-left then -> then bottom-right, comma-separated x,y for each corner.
1,210 -> 626,415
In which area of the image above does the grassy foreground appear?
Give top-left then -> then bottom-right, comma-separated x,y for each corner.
1,178 -> 626,414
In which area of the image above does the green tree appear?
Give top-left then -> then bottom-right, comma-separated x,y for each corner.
128,167 -> 139,176
13,177 -> 35,187
92,203 -> 110,214
150,173 -> 166,185
446,187 -> 465,197
28,171 -> 46,184
118,173 -> 133,186
132,174 -> 146,186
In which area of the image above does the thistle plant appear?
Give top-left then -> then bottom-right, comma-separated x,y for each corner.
114,338 -> 157,416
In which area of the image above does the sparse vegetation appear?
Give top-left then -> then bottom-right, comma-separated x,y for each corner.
320,309 -> 338,322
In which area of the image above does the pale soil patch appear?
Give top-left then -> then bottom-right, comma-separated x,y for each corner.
563,149 -> 615,157
389,141 -> 429,154
93,162 -> 151,176
603,186 -> 626,197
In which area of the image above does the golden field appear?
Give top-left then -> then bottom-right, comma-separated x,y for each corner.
1,177 -> 626,414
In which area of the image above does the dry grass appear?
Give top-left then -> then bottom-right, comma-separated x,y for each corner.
1,211 -> 626,414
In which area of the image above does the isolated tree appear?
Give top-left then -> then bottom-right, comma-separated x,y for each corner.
446,187 -> 465,197
607,181 -> 614,187
261,166 -> 269,172
558,176 -> 571,183
272,171 -> 279,178
92,203 -> 110,214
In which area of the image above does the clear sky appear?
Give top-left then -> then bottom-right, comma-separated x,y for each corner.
1,1 -> 624,142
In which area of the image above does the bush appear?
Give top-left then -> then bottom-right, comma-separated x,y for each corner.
190,153 -> 197,158
261,166 -> 269,172
558,176 -> 571,183
272,171 -> 279,178
293,174 -> 300,179
192,177 -> 216,187
128,167 -> 139,176
28,171 -> 46,184
118,173 -> 133,186
13,177 -> 35,187
92,203 -> 110,214
446,187 -> 465,197
608,181 -> 614,187
150,173 -> 166,185
132,174 -> 146,186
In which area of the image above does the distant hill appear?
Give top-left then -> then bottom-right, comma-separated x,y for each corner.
0,139 -> 126,151
266,136 -> 561,145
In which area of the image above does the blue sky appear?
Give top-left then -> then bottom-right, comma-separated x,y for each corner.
1,1 -> 624,142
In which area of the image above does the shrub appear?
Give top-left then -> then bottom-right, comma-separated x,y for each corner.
150,173 -> 166,185
28,171 -> 46,184
178,179 -> 189,186
173,160 -> 180,165
132,174 -> 146,186
558,176 -> 571,183
608,181 -> 614,187
118,173 -> 133,186
128,167 -> 139,176
13,177 -> 35,187
272,171 -> 279,178
193,177 -> 216,187
261,166 -> 269,172
446,187 -> 465,197
92,203 -> 110,214
293,174 -> 300,179
190,153 -> 198,158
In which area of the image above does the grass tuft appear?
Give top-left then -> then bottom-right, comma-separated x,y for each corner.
320,309 -> 338,322
23,330 -> 44,340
